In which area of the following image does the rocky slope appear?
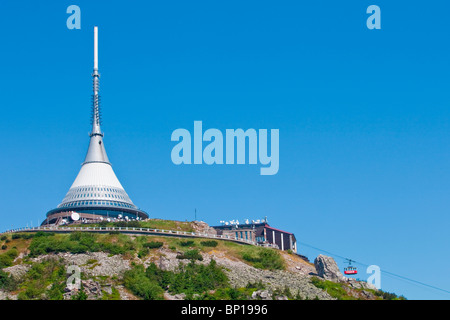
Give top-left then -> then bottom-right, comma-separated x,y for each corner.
0,229 -> 397,300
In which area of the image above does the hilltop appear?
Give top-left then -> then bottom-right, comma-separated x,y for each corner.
0,219 -> 405,300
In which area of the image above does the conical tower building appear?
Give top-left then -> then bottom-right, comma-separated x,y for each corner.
44,27 -> 148,225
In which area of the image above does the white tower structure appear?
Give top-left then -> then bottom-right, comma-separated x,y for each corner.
44,27 -> 148,225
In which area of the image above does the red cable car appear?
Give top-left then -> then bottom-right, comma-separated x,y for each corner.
344,266 -> 358,275
343,259 -> 358,275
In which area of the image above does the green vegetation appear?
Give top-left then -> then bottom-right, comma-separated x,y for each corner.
24,232 -> 169,262
200,240 -> 218,247
177,249 -> 203,261
7,256 -> 122,300
373,289 -> 407,300
242,248 -> 285,270
102,286 -> 121,300
143,241 -> 163,249
0,248 -> 19,269
135,219 -> 195,232
27,232 -> 135,257
85,259 -> 98,265
137,248 -> 149,259
123,259 -> 229,300
310,277 -> 354,300
138,241 -> 164,258
17,258 -> 67,300
0,228 -> 406,301
71,289 -> 88,300
108,221 -> 140,228
123,264 -> 165,300
165,259 -> 228,297
11,233 -> 39,240
68,219 -> 195,233
179,240 -> 195,247
310,277 -> 406,300
0,269 -> 17,291
273,285 -> 296,300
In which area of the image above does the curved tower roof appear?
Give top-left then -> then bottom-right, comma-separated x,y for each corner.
44,27 -> 148,224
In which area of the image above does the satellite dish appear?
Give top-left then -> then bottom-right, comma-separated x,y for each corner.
71,212 -> 80,221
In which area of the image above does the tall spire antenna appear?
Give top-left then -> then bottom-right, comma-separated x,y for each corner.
91,26 -> 102,136
94,26 -> 98,72
43,25 -> 148,226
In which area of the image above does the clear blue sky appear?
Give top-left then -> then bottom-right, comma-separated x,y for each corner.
0,0 -> 449,300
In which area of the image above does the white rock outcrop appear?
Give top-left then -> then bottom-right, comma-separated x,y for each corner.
314,254 -> 345,282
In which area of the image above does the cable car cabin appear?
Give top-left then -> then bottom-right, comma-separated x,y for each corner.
344,266 -> 358,275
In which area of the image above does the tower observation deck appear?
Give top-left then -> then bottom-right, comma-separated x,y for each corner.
43,27 -> 148,225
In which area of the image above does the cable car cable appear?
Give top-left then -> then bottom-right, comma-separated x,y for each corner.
296,239 -> 450,295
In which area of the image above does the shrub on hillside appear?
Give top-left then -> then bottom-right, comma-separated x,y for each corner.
177,249 -> 203,261
11,233 -> 34,240
34,231 -> 54,237
139,259 -> 229,298
242,248 -> 285,271
0,269 -> 17,291
200,240 -> 218,247
0,248 -> 19,269
17,258 -> 67,300
123,265 -> 164,300
27,232 -> 129,257
179,240 -> 195,247
310,277 -> 352,300
143,241 -> 163,249
374,289 -> 406,300
168,260 -> 228,296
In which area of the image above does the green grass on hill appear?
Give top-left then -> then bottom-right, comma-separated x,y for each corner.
3,231 -> 284,271
59,219 -> 195,232
0,230 -> 406,300
310,277 -> 406,300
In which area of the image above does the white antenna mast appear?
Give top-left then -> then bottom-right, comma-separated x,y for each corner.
94,26 -> 98,71
91,26 -> 102,136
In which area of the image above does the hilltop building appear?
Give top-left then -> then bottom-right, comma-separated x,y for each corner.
43,27 -> 148,225
212,221 -> 297,252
